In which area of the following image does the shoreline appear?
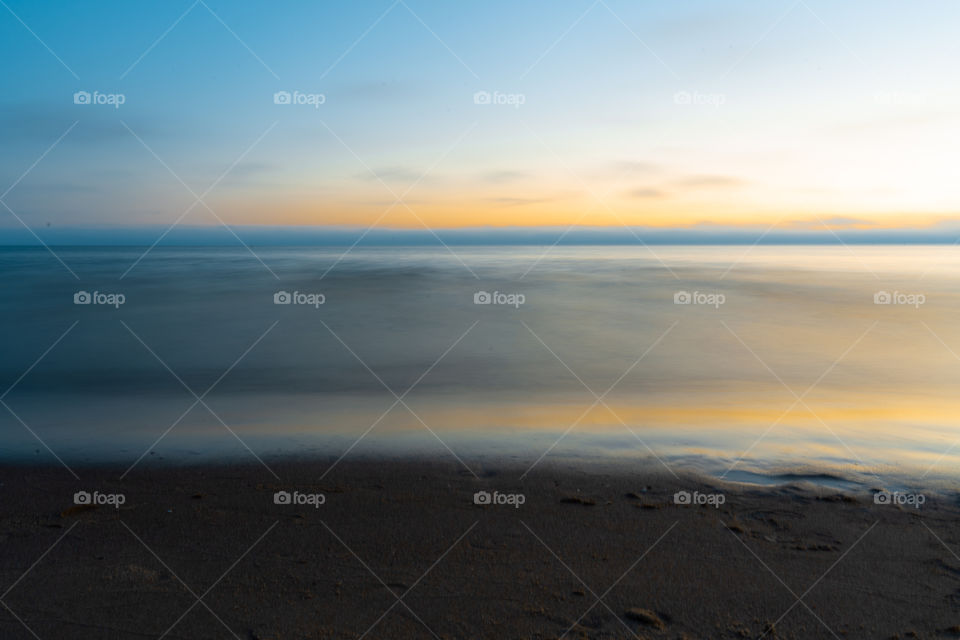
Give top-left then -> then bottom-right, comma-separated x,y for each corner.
2,457 -> 958,639
3,448 -> 953,495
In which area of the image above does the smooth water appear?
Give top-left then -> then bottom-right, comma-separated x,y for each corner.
1,245 -> 958,488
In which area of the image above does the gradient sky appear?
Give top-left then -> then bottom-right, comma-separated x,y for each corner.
2,0 -> 960,232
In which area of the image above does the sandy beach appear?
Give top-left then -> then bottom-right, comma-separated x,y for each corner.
2,458 -> 958,639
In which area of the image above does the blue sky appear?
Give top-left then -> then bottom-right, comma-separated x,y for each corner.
2,0 -> 960,236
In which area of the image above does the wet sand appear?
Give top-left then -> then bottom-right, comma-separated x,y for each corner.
1,458 -> 959,639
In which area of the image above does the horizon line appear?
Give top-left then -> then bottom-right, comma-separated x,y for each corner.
2,224 -> 960,246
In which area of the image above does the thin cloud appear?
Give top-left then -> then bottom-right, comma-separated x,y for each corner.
485,196 -> 554,207
482,170 -> 531,183
626,188 -> 668,199
0,104 -> 158,144
220,162 -> 278,184
673,174 -> 745,188
354,166 -> 425,183
786,216 -> 878,229
610,160 -> 663,176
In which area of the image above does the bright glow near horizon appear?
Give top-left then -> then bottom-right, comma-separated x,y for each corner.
2,0 -> 960,232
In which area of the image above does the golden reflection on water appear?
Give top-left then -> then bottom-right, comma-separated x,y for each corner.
288,388 -> 960,474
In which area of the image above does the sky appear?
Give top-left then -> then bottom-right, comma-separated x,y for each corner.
2,0 -> 960,237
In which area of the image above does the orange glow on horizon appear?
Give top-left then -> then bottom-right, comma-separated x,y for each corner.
217,196 -> 952,231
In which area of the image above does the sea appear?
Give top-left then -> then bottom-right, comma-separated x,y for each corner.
1,245 -> 957,490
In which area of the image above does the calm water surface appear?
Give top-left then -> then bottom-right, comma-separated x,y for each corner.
1,245 -> 957,489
